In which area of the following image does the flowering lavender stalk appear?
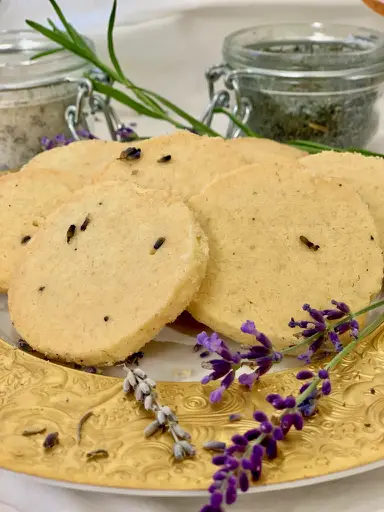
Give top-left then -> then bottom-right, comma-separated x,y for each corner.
40,129 -> 97,150
40,124 -> 138,151
122,366 -> 194,460
197,298 -> 384,404
200,307 -> 384,512
115,124 -> 139,142
287,300 -> 360,362
197,325 -> 282,403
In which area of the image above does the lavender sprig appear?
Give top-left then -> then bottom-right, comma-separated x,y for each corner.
40,129 -> 97,150
197,299 -> 376,404
40,124 -> 139,151
122,366 -> 195,460
197,324 -> 282,402
287,300 -> 360,362
200,307 -> 384,511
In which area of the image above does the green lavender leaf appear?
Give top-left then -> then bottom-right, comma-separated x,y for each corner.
91,81 -> 168,121
47,18 -> 65,35
140,88 -> 221,137
26,19 -> 120,82
213,107 -> 260,138
26,20 -> 84,56
106,0 -> 165,113
30,47 -> 64,60
107,0 -> 125,83
48,0 -> 91,52
288,139 -> 384,158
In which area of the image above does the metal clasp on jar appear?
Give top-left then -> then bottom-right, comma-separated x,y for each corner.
65,71 -> 127,141
202,64 -> 252,138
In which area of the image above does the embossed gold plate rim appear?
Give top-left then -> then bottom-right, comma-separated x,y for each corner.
0,324 -> 384,493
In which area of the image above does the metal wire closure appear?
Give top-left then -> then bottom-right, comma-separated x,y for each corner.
203,64 -> 254,138
65,71 -> 126,141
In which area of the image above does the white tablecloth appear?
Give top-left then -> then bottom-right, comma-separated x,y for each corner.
1,467 -> 384,512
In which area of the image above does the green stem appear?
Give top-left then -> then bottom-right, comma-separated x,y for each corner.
295,311 -> 384,406
106,0 -> 165,114
213,107 -> 260,138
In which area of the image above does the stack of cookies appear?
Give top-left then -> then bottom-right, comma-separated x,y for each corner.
1,131 -> 382,366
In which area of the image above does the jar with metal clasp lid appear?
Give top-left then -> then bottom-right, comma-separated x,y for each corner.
203,22 -> 384,148
0,29 -> 126,171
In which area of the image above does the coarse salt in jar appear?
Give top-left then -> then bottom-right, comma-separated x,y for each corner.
220,22 -> 384,148
0,30 -> 92,170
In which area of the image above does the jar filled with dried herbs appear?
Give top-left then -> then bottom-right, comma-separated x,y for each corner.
222,23 -> 384,148
0,30 -> 92,170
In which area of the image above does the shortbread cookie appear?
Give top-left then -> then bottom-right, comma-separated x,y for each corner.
188,161 -> 383,349
300,151 -> 384,249
9,182 -> 208,366
21,139 -> 127,189
228,137 -> 307,160
0,169 -> 73,292
95,131 -> 295,199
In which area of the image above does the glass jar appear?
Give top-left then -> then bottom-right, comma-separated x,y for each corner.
0,30 -> 92,170
222,23 -> 384,148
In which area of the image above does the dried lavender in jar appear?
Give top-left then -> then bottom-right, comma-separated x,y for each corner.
222,23 -> 384,148
0,30 -> 93,170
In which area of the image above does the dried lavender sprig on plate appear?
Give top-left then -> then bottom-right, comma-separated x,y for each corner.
200,307 -> 384,511
123,366 -> 195,460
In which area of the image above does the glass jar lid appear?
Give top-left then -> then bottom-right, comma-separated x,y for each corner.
223,22 -> 384,79
0,29 -> 92,91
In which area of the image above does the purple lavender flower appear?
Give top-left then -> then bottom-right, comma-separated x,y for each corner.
238,321 -> 282,389
290,300 -> 359,362
240,320 -> 272,349
115,124 -> 138,142
40,130 -> 97,151
197,333 -> 241,402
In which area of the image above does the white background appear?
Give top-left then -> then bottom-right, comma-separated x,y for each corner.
1,1 -> 384,511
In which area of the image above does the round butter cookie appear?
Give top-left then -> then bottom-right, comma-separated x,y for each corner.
8,182 -> 208,366
300,151 -> 384,250
21,139 -> 127,189
228,137 -> 307,160
188,161 -> 383,349
95,131 -> 295,200
0,169 -> 73,292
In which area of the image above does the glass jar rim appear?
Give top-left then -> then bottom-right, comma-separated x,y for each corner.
0,29 -> 92,90
223,22 -> 384,79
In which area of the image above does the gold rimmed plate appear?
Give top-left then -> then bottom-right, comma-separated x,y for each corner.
0,294 -> 384,494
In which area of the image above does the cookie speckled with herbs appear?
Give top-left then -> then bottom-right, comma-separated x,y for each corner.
8,182 -> 208,366
21,139 -> 128,190
300,151 -> 384,251
95,131 -> 298,200
0,169 -> 72,292
188,161 -> 383,350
